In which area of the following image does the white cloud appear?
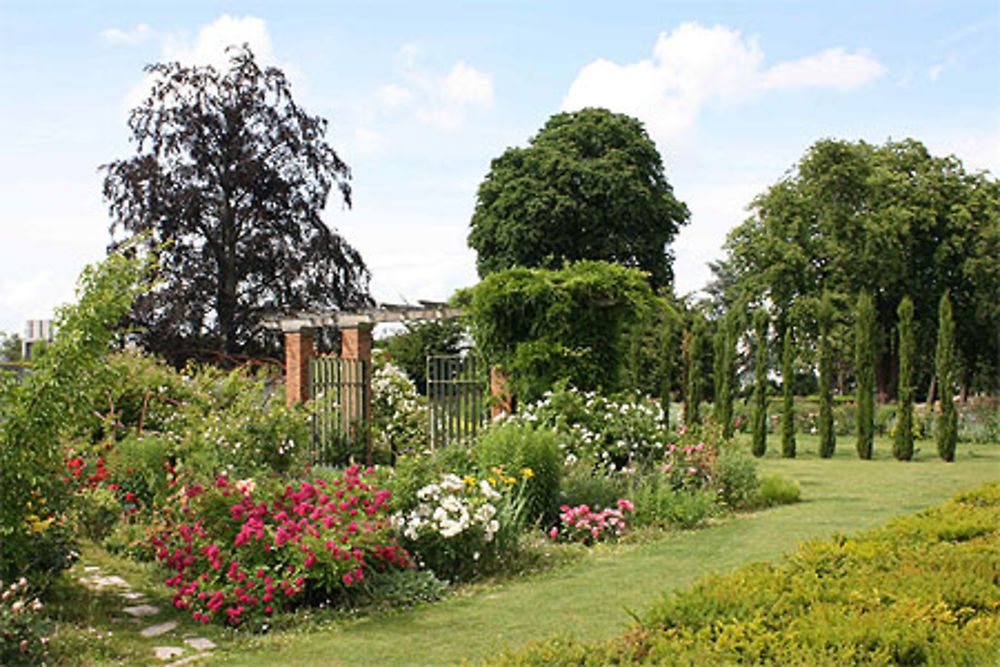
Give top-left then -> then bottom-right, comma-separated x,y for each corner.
442,62 -> 494,106
563,22 -> 885,153
377,84 -> 413,108
101,23 -> 152,46
162,14 -> 275,68
928,63 -> 945,81
762,47 -> 885,90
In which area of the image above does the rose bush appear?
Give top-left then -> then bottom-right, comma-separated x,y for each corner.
548,499 -> 634,545
152,465 -> 409,628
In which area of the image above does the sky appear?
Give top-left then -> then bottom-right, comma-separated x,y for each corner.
1,1 -> 998,337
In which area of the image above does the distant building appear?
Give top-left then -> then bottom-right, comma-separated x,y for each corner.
23,319 -> 54,360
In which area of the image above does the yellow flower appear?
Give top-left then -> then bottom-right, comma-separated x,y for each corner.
521,467 -> 534,479
463,476 -> 476,486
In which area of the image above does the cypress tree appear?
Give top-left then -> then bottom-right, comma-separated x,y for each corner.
684,318 -> 703,427
781,326 -> 796,458
893,296 -> 915,461
750,310 -> 769,457
713,323 -> 726,424
719,313 -> 738,439
855,292 -> 876,460
818,294 -> 836,458
658,314 -> 674,430
935,291 -> 957,462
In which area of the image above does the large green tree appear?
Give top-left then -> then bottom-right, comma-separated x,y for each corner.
721,138 -> 1000,397
468,108 -> 689,289
103,45 -> 371,363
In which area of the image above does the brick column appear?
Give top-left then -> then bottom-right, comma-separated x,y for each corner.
340,323 -> 374,361
490,366 -> 513,419
285,327 -> 315,408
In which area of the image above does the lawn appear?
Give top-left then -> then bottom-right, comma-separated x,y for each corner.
194,437 -> 999,666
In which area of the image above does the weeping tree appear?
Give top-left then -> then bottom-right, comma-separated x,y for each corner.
855,292 -> 876,460
781,326 -> 796,458
935,291 -> 957,462
103,45 -> 370,363
893,296 -> 915,461
750,310 -> 769,457
818,294 -> 837,458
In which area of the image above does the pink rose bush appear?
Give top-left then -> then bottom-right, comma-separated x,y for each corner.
661,442 -> 715,491
548,499 -> 634,545
152,465 -> 410,627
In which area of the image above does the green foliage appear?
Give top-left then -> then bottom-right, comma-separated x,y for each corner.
712,443 -> 760,510
936,292 -> 958,461
371,350 -> 427,460
71,487 -> 122,542
894,296 -> 915,460
468,107 -> 689,289
753,474 -> 801,508
473,422 -> 562,522
0,249 -> 154,587
750,311 -> 769,457
854,292 -> 876,460
630,479 -> 717,530
379,320 -> 465,395
500,483 -> 1000,666
557,464 -> 626,513
818,295 -> 837,458
780,327 -> 796,458
0,331 -> 23,362
722,137 -> 1000,398
461,260 -> 655,403
712,313 -> 736,438
682,318 -> 704,427
1,577 -> 51,665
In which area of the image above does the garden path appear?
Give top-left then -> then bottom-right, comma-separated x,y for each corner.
77,564 -> 216,664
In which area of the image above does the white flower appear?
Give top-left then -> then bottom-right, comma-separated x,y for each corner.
479,480 -> 501,500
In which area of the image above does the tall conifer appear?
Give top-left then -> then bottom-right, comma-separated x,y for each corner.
781,326 -> 796,458
936,292 -> 957,462
893,296 -> 915,461
751,310 -> 769,457
855,292 -> 875,460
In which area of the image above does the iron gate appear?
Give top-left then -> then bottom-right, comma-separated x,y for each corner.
426,355 -> 487,448
309,356 -> 371,465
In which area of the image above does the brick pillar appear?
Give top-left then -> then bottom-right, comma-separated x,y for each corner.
490,366 -> 513,419
285,328 -> 315,408
340,324 -> 373,361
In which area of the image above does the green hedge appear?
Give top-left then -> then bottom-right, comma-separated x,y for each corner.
496,483 -> 1000,665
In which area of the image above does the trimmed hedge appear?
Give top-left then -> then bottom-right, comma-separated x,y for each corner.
496,483 -> 1000,665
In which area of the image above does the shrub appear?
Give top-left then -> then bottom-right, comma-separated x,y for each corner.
72,486 -> 122,541
514,385 -> 668,470
473,422 -> 562,522
0,577 -> 51,665
498,483 -> 1000,666
152,466 -> 409,628
629,474 -> 716,529
557,464 -> 626,514
548,500 -> 634,545
393,472 -> 527,582
712,443 -> 759,510
371,350 -> 427,460
753,474 -> 801,508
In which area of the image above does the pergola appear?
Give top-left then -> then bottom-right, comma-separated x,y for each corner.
261,302 -> 465,408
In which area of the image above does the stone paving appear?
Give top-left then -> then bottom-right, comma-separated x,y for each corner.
76,562 -> 217,664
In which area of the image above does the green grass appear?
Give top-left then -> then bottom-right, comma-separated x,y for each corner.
197,437 -> 999,666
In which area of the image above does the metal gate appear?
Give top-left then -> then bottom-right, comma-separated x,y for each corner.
427,355 -> 487,448
309,356 -> 371,465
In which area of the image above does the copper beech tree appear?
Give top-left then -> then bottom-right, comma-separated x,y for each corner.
103,45 -> 370,363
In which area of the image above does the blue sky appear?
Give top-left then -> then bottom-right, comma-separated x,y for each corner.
1,1 -> 997,337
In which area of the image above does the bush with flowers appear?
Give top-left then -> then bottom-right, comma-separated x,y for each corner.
0,577 -> 51,665
371,349 -> 427,460
151,465 -> 410,628
548,499 -> 634,545
393,470 -> 528,581
513,385 -> 668,471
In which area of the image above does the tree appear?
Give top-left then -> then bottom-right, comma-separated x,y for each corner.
683,318 -> 704,427
103,45 -> 370,363
379,320 -> 465,395
855,292 -> 875,460
781,326 -> 796,458
818,295 -> 837,458
722,138 -> 1000,398
460,260 -> 654,404
894,296 -> 915,461
657,313 -> 676,430
750,310 -> 769,457
0,332 -> 23,362
935,292 -> 957,462
468,108 -> 689,290
712,313 -> 737,438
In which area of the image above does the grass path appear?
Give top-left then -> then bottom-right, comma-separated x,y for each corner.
212,440 -> 999,666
